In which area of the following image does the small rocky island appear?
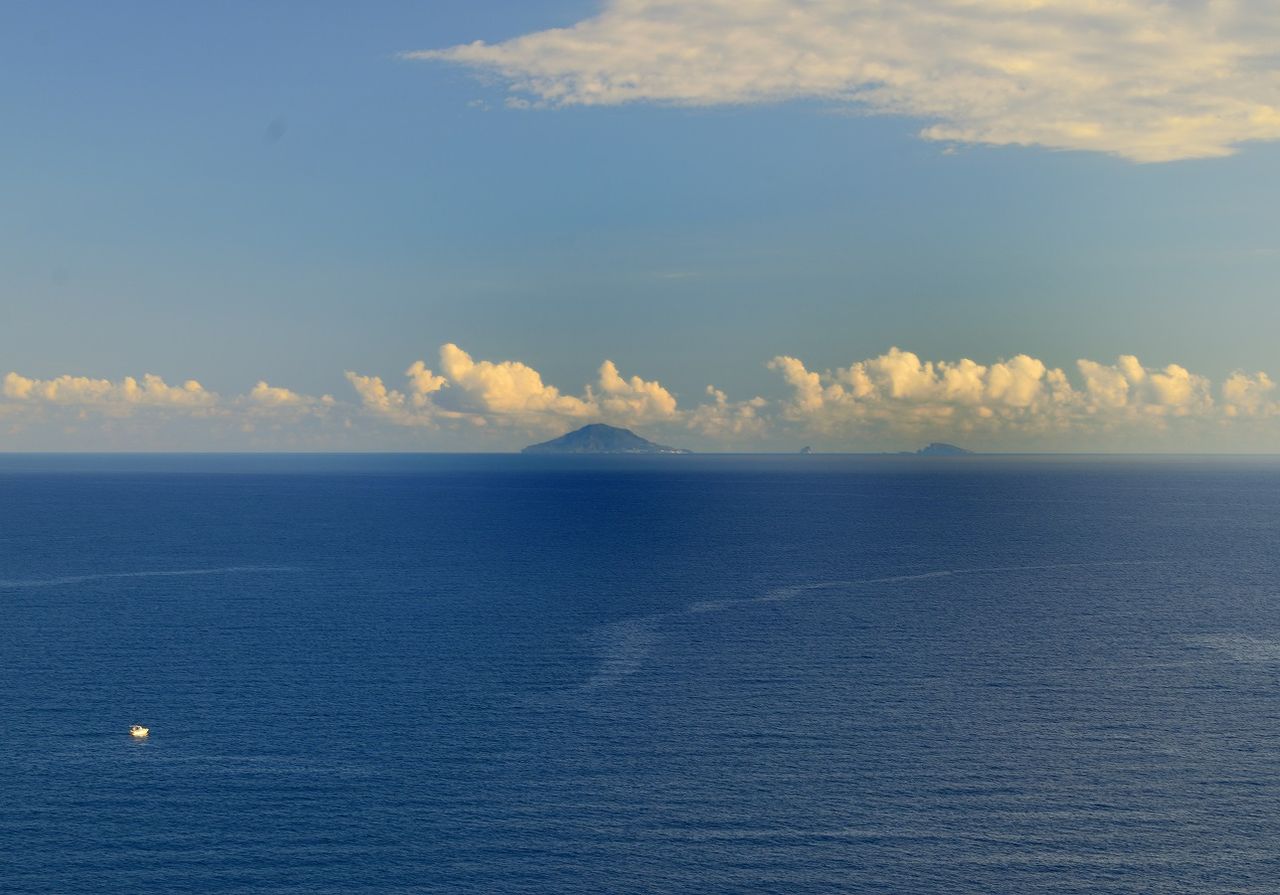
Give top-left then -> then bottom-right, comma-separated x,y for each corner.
522,423 -> 691,454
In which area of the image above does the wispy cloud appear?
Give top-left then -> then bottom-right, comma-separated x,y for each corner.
410,0 -> 1280,162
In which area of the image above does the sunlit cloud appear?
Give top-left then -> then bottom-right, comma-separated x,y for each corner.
7,345 -> 1280,450
766,348 -> 1231,444
435,342 -> 593,418
1222,370 -> 1280,417
412,0 -> 1280,162
688,386 -> 770,438
0,371 -> 334,434
3,372 -> 215,412
345,343 -> 685,431
248,381 -> 313,407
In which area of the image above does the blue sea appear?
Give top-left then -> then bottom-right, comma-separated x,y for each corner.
4,454 -> 1280,893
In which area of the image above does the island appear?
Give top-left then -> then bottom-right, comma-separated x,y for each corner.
913,442 -> 973,456
522,423 -> 691,454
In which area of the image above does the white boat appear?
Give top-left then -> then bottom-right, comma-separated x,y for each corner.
130,725 -> 149,738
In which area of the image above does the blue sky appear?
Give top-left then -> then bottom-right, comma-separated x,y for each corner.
3,1 -> 1280,450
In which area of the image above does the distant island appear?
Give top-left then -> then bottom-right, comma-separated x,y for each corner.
911,442 -> 973,456
522,423 -> 691,454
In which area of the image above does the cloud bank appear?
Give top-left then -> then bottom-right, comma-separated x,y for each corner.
412,0 -> 1280,161
767,348 -> 1231,442
4,344 -> 1280,450
3,372 -> 215,411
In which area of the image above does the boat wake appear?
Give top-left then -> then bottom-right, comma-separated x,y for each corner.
0,566 -> 298,590
583,559 -> 1163,690
582,616 -> 664,689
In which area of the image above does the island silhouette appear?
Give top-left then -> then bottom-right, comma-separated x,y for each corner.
912,442 -> 973,456
522,423 -> 691,454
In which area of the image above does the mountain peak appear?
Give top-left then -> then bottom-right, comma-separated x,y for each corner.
521,423 -> 690,454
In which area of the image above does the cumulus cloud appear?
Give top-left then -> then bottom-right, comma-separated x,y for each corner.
591,360 -> 678,421
413,0 -> 1280,161
769,347 -> 1074,432
7,347 -> 1280,450
0,370 -> 336,435
345,345 -> 585,429
347,343 -> 685,431
242,382 -> 336,425
3,372 -> 215,410
344,371 -> 407,416
341,368 -> 452,428
767,348 -> 1224,441
435,343 -> 592,417
1222,370 -> 1280,417
246,381 -> 333,407
688,386 -> 769,438
1076,356 -> 1212,415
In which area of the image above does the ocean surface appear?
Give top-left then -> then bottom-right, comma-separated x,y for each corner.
4,453 -> 1280,893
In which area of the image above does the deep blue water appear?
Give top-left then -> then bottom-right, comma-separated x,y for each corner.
4,454 -> 1280,893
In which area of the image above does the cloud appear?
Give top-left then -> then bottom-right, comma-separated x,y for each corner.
345,344 -> 589,428
3,372 -> 215,410
0,370 -> 337,438
347,343 -> 687,431
1076,356 -> 1212,415
344,370 -> 408,416
246,381 -> 334,408
1222,370 -> 1279,417
766,348 -> 1224,442
435,342 -> 592,417
7,346 -> 1280,450
591,360 -> 678,421
413,0 -> 1280,161
688,385 -> 769,438
769,347 -> 1074,430
242,382 -> 336,426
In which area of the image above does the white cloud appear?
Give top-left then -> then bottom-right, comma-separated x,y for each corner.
342,370 -> 435,428
344,371 -> 405,414
1222,370 -> 1279,416
242,382 -> 335,425
1077,355 -> 1212,415
591,360 -> 678,422
435,343 -> 592,417
404,361 -> 447,405
413,0 -> 1280,161
347,343 -> 682,431
0,370 -> 336,438
688,385 -> 769,438
249,378 -> 309,407
769,347 -> 1075,432
769,354 -> 831,413
767,348 -> 1224,443
6,347 -> 1280,450
3,372 -> 215,410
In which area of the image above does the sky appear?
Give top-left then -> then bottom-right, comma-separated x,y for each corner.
3,0 -> 1280,452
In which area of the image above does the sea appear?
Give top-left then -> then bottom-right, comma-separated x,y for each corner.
3,453 -> 1280,894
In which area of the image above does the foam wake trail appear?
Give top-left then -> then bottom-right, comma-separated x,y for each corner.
582,616 -> 664,690
587,559 -> 1163,689
0,566 -> 298,589
688,559 -> 1162,614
